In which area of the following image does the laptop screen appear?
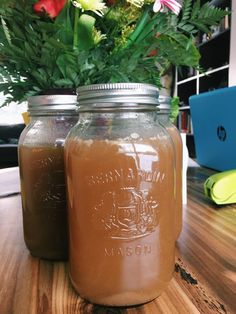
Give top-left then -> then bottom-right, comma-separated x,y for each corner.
189,86 -> 236,171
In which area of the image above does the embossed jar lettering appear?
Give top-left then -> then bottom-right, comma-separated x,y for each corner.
104,244 -> 152,257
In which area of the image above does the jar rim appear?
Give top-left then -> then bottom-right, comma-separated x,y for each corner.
158,95 -> 171,110
77,83 -> 159,111
27,95 -> 78,115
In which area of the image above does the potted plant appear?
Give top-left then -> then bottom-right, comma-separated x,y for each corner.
0,0 -> 228,105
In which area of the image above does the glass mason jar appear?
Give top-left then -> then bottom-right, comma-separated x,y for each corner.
18,95 -> 78,260
65,83 -> 176,306
157,95 -> 183,239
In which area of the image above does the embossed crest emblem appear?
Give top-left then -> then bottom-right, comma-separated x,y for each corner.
92,188 -> 159,239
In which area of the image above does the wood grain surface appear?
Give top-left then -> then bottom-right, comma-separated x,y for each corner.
0,167 -> 235,314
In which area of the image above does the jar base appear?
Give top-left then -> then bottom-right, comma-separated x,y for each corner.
69,275 -> 164,307
29,249 -> 68,261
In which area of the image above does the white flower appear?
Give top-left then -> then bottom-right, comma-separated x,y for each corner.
126,0 -> 144,7
153,0 -> 182,15
72,0 -> 107,16
93,29 -> 106,44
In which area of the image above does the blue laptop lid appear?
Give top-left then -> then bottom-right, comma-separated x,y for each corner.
189,86 -> 236,171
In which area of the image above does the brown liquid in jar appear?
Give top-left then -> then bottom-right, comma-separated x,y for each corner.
165,125 -> 183,239
19,145 -> 68,260
65,137 -> 175,306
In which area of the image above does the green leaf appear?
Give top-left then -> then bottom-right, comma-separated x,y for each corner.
77,14 -> 95,51
191,0 -> 201,20
30,68 -> 49,87
189,1 -> 229,33
55,1 -> 73,45
178,23 -> 196,34
125,7 -> 151,47
181,0 -> 192,22
155,34 -> 200,68
56,53 -> 77,78
1,17 -> 11,45
11,21 -> 26,41
170,96 -> 179,123
54,78 -> 74,86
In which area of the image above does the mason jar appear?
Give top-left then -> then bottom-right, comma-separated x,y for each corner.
65,83 -> 176,306
18,95 -> 78,260
158,95 -> 183,239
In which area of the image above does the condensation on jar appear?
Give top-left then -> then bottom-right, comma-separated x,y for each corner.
157,95 -> 183,239
18,94 -> 78,260
65,83 -> 176,306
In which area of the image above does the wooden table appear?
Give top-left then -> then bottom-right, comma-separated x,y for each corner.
0,166 -> 235,314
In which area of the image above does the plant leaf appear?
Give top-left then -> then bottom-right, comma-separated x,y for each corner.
55,1 -> 73,45
77,14 -> 95,51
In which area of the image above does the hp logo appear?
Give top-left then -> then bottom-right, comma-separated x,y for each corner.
217,126 -> 227,142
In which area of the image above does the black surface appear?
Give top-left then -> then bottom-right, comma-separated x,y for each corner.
0,124 -> 25,168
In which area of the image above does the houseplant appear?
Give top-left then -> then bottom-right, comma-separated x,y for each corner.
0,0 -> 228,105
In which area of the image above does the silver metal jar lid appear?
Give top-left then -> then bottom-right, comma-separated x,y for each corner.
77,83 -> 159,111
28,95 -> 78,115
158,95 -> 171,110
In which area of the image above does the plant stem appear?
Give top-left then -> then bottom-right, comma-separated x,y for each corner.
125,7 -> 151,48
73,8 -> 79,49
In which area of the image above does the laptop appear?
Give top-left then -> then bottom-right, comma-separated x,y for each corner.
189,86 -> 236,171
